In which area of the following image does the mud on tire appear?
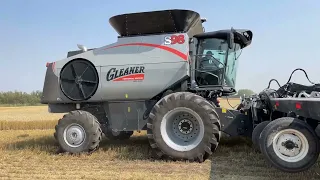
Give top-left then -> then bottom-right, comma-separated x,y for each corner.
146,92 -> 221,162
54,110 -> 102,154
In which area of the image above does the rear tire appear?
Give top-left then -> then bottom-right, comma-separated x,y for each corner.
55,110 -> 102,154
147,92 -> 221,162
260,117 -> 320,173
251,121 -> 270,152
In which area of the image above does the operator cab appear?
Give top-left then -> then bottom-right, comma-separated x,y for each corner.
190,28 -> 253,95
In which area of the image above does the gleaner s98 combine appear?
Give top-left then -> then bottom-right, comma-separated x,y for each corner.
41,9 -> 320,173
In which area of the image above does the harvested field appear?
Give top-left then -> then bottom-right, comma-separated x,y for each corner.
0,98 -> 319,180
0,106 -> 62,130
0,98 -> 240,130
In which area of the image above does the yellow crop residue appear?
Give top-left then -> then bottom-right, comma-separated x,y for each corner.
0,100 -> 319,179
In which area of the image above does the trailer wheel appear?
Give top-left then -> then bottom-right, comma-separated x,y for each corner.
147,92 -> 221,162
105,129 -> 133,140
252,121 -> 270,152
55,110 -> 102,154
260,117 -> 320,173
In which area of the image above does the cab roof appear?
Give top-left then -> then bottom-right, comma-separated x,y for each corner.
194,29 -> 253,49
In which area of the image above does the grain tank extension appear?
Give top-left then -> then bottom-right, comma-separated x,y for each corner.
41,9 -> 253,163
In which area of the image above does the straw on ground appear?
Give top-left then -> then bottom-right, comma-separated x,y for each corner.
0,99 -> 319,179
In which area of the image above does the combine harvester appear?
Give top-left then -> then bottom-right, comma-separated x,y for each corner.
41,9 -> 319,173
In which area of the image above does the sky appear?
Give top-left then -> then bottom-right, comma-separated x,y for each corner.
0,0 -> 319,93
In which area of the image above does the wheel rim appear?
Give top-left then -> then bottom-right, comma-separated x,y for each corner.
272,129 -> 309,162
63,123 -> 86,147
160,107 -> 205,152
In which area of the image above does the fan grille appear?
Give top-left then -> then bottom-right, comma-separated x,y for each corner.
60,59 -> 99,101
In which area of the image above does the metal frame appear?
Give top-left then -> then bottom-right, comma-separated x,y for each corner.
270,97 -> 320,121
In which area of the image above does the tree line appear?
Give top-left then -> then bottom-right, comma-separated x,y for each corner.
0,89 -> 255,105
0,90 -> 43,106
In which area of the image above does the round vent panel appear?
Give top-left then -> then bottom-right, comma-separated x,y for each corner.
60,59 -> 99,101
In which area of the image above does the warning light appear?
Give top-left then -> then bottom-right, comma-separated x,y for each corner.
296,102 -> 302,109
46,62 -> 56,72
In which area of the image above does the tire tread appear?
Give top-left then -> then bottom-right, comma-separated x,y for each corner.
147,92 -> 221,162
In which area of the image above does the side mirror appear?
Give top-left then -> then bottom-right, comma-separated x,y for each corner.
77,44 -> 87,52
228,27 -> 235,49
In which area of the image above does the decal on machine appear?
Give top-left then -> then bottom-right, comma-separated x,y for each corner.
106,66 -> 145,82
164,34 -> 185,45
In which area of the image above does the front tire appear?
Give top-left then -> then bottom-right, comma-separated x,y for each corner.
260,117 -> 320,173
147,92 -> 221,162
55,110 -> 102,154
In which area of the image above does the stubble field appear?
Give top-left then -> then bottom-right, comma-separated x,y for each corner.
0,98 -> 319,180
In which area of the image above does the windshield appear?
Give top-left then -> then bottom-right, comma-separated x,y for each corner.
195,38 -> 242,87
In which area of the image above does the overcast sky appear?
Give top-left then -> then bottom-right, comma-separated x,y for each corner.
0,0 -> 319,93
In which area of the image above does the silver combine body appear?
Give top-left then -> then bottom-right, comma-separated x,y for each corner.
42,10 -> 204,104
40,9 -> 269,168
